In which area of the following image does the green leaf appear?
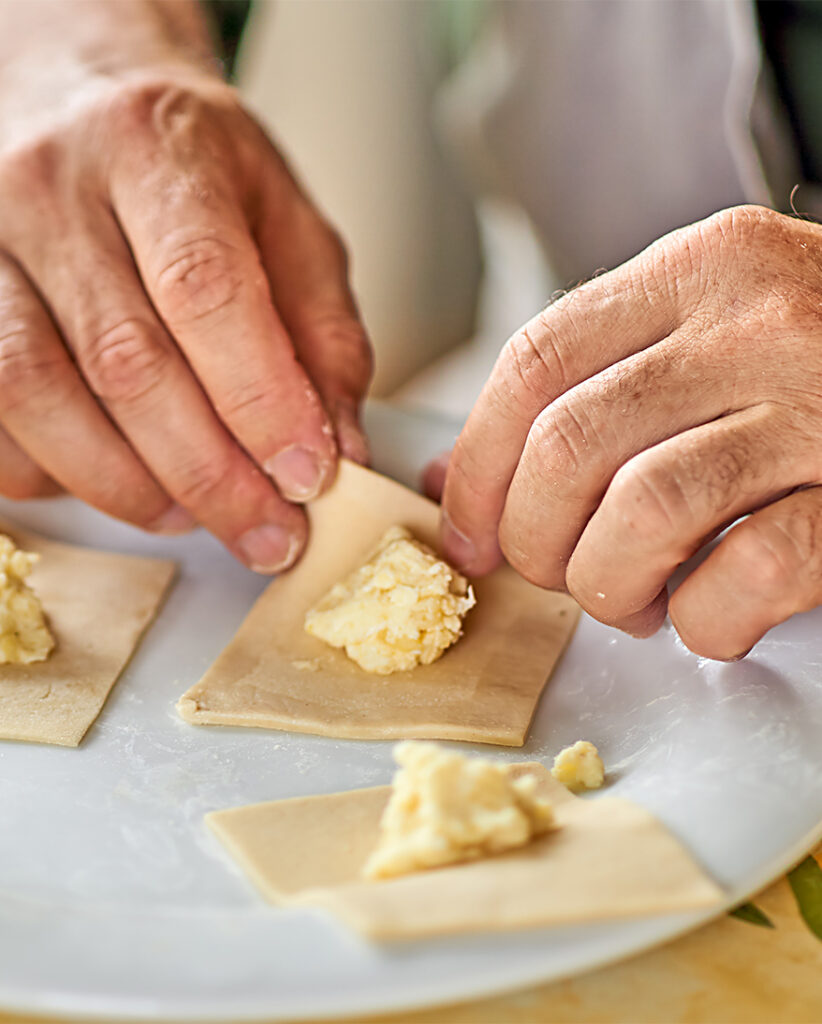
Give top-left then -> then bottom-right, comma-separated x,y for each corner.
788,856 -> 822,942
729,902 -> 775,928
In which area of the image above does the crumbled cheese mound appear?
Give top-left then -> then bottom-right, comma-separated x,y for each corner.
304,526 -> 476,675
0,534 -> 54,664
551,740 -> 605,792
363,741 -> 555,879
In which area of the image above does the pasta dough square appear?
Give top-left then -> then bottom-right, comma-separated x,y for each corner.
0,520 -> 175,747
206,764 -> 724,940
177,461 -> 580,746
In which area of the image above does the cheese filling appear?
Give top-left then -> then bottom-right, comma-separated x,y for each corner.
551,740 -> 605,792
0,534 -> 54,664
304,526 -> 475,674
364,742 -> 555,879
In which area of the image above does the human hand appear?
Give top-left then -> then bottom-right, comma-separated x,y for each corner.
0,58 -> 371,571
437,206 -> 822,659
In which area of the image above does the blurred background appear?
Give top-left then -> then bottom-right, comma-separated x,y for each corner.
230,0 -> 810,419
236,0 -> 555,419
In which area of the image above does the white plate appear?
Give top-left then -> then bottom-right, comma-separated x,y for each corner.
0,401 -> 821,1022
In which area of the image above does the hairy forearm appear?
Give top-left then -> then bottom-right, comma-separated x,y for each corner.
0,0 -> 220,143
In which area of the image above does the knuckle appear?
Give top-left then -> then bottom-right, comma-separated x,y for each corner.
609,352 -> 671,407
108,79 -> 183,130
312,316 -> 374,396
684,443 -> 755,514
731,204 -> 783,236
609,455 -> 692,547
0,137 -> 61,206
172,452 -> 235,509
0,320 -> 65,415
216,377 -> 277,422
107,78 -> 227,139
700,204 -> 783,250
501,319 -> 569,408
154,236 -> 247,324
528,398 -> 607,485
725,517 -> 807,601
81,317 -> 170,406
782,504 -> 822,587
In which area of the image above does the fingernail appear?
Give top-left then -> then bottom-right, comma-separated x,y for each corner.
151,504 -> 197,535
237,524 -> 301,573
441,510 -> 476,571
724,647 -> 753,663
337,419 -> 370,467
265,446 -> 324,502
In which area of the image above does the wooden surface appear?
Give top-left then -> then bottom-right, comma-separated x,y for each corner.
2,846 -> 821,1024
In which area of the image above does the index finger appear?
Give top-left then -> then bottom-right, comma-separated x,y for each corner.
110,131 -> 337,504
253,145 -> 373,466
440,232 -> 697,575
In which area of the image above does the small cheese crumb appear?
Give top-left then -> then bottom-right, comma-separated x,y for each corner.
363,741 -> 555,879
0,534 -> 54,664
551,740 -> 605,792
304,526 -> 475,675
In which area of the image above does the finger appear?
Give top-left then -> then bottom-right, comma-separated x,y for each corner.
255,152 -> 373,465
21,212 -> 307,572
0,254 -> 188,532
110,138 -> 337,503
441,226 -> 704,574
668,486 -> 822,660
422,451 -> 450,502
0,424 -> 60,499
497,330 -> 743,592
564,404 -> 810,635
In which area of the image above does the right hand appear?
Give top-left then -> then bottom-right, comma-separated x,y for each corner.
434,205 -> 822,661
0,66 -> 372,572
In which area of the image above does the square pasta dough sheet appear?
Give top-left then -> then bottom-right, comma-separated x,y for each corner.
178,460 -> 580,746
0,519 -> 175,746
206,764 -> 724,941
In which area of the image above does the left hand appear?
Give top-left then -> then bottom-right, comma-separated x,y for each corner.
0,43 -> 372,571
433,205 -> 822,660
